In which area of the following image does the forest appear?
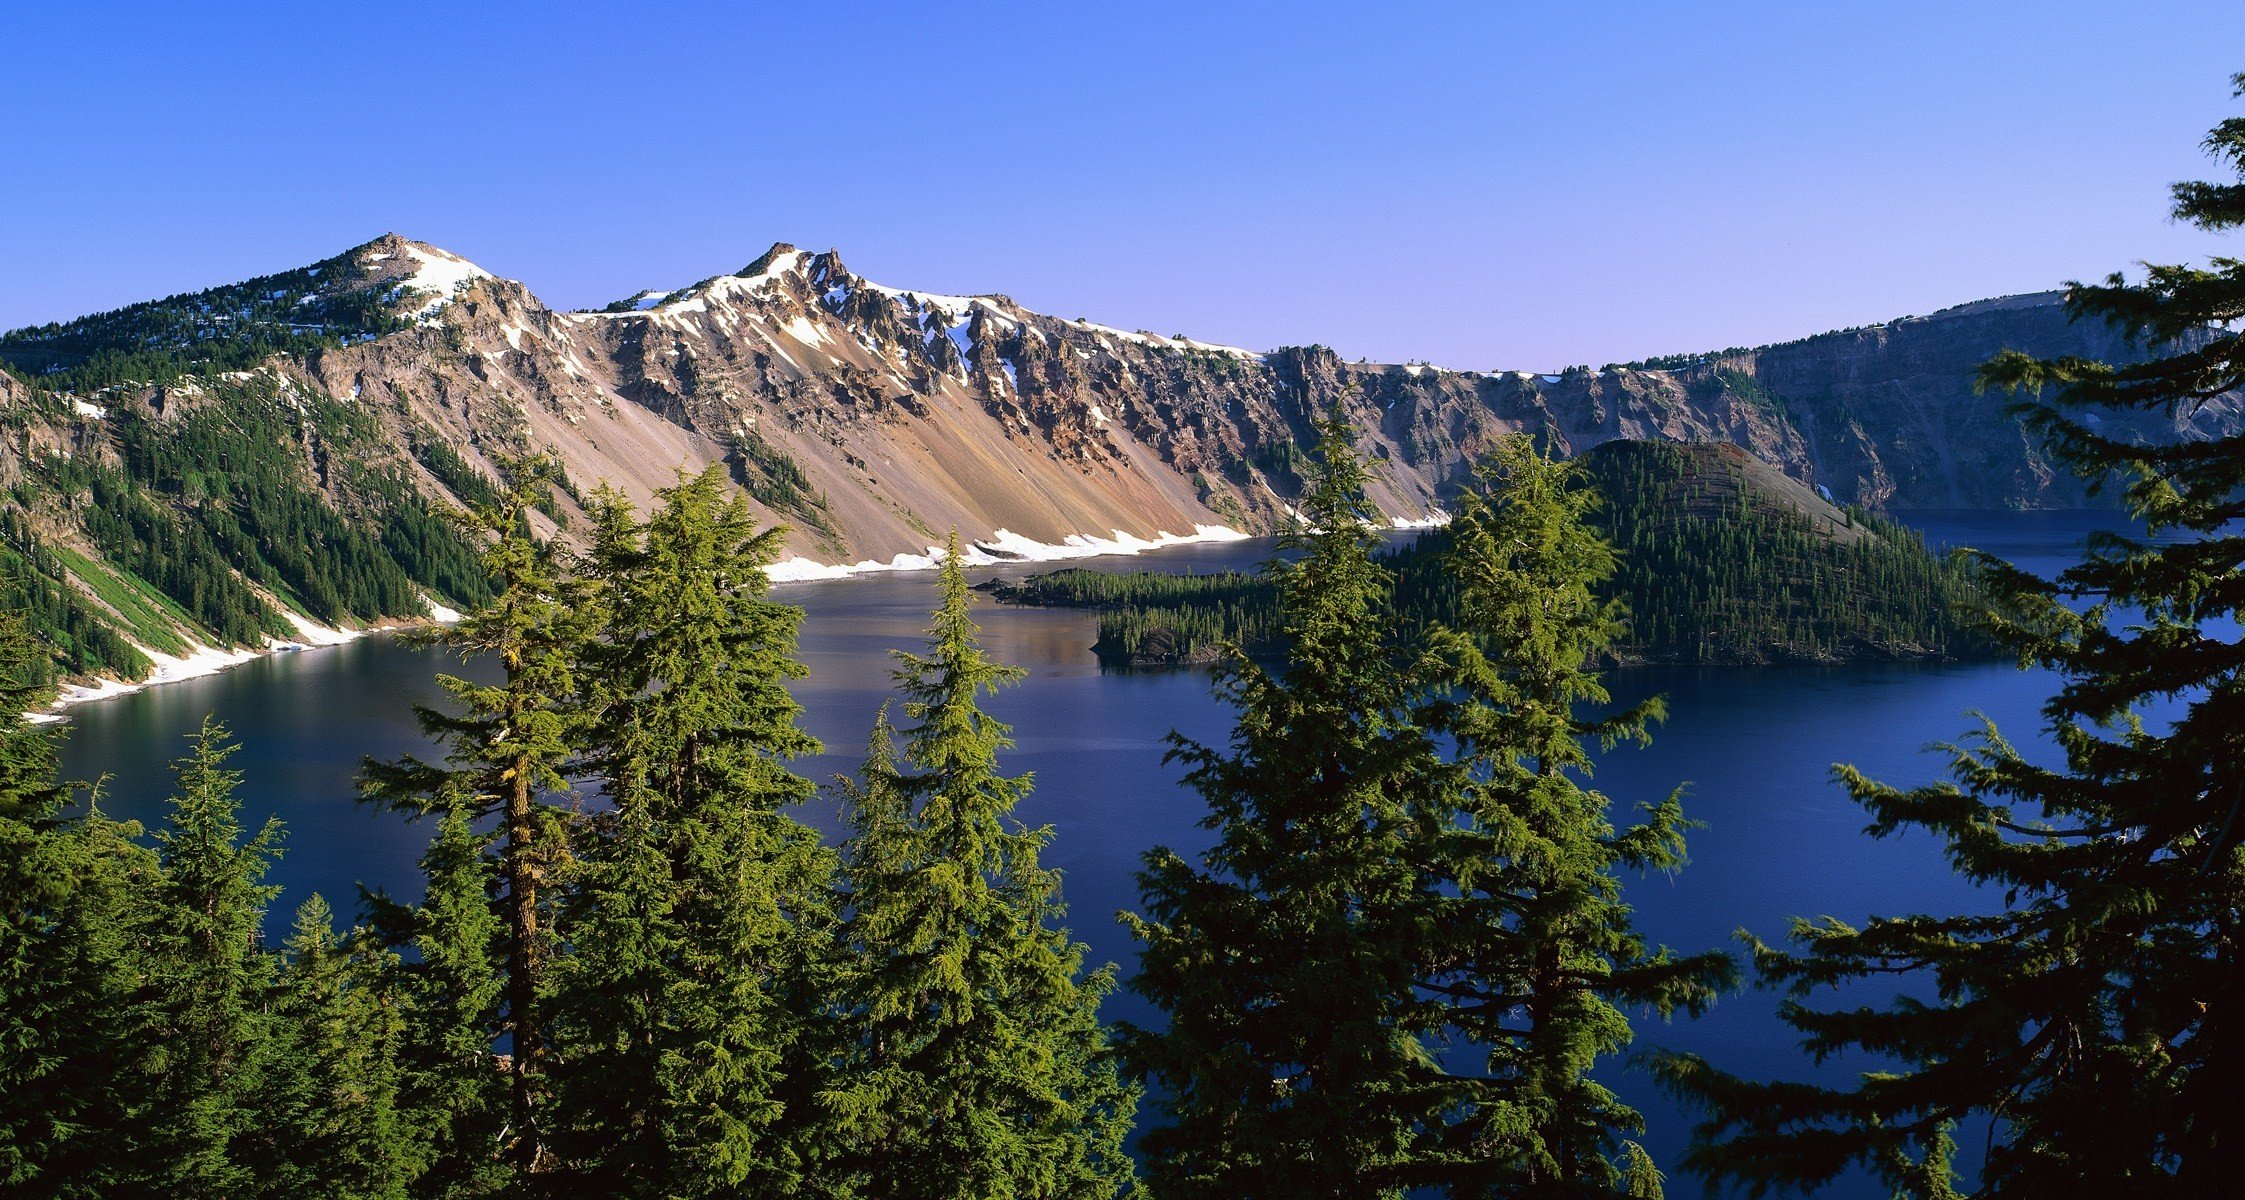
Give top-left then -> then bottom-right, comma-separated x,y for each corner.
2,80 -> 2242,1200
990,440 -> 1986,668
0,368 -> 492,687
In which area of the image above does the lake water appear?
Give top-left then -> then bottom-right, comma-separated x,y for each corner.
51,512 -> 2134,1195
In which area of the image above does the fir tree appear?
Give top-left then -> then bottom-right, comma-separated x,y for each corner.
826,537 -> 1138,1200
1415,436 -> 1732,1197
0,613 -> 162,1200
1658,74 -> 2245,1198
1124,414 -> 1450,1199
141,718 -> 284,1200
546,468 -> 835,1199
361,453 -> 592,1173
401,797 -> 509,1199
259,895 -> 421,1200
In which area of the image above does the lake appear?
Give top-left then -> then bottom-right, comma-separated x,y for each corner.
51,512 -> 2130,1195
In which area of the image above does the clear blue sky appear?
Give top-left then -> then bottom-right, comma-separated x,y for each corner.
5,3 -> 2243,369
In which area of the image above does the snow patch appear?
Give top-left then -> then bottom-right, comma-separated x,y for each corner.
1389,510 -> 1451,530
72,399 -> 105,420
763,524 -> 1252,583
395,244 -> 493,321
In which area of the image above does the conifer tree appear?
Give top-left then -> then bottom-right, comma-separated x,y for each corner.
401,798 -> 509,1199
826,537 -> 1138,1200
258,895 -> 421,1200
1659,75 -> 2245,1198
141,718 -> 283,1200
546,468 -> 836,1199
361,454 -> 592,1172
1415,436 -> 1731,1197
1124,414 -> 1449,1199
0,615 -> 161,1200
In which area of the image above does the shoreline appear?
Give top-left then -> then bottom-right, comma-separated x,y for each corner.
762,523 -> 1256,582
29,601 -> 456,724
23,524 -> 1276,721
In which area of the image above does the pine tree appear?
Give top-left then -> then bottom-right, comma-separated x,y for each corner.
825,536 -> 1138,1200
1658,74 -> 2245,1198
401,797 -> 509,1199
361,454 -> 592,1173
1124,414 -> 1450,1199
141,718 -> 284,1200
0,614 -> 162,1200
258,895 -> 421,1200
1415,435 -> 1732,1197
546,468 -> 836,1199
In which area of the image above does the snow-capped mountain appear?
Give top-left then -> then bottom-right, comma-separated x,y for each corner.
2,232 -> 2239,694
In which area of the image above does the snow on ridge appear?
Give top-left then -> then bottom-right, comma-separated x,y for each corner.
1068,320 -> 1261,359
396,244 -> 494,320
763,523 -> 1253,584
1389,510 -> 1451,530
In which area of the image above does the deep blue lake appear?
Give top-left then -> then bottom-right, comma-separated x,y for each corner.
51,512 -> 2137,1195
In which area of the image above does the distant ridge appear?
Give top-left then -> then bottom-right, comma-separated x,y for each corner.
1,234 -> 2237,694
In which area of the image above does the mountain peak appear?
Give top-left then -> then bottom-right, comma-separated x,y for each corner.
347,237 -> 494,321
740,242 -> 806,279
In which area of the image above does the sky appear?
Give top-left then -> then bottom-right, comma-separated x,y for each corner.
4,3 -> 2244,370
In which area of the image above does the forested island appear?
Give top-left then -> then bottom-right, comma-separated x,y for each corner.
4,71 -> 2244,1200
989,439 -> 1987,668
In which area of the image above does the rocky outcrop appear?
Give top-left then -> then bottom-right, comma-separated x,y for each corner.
13,236 -> 2242,579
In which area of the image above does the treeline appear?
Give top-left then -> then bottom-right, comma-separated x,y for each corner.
5,92 -> 2245,1200
1,372 -> 491,680
1,464 -> 1134,1200
992,439 -> 1987,667
0,250 -> 408,392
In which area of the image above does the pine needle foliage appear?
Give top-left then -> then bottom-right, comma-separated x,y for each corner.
1413,435 -> 1733,1197
1124,413 -> 1452,1199
359,453 -> 593,1175
140,719 -> 284,1200
826,535 -> 1138,1200
1657,73 -> 2245,1199
546,467 -> 835,1200
0,613 -> 163,1200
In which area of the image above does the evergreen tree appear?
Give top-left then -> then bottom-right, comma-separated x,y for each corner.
141,718 -> 283,1200
1658,74 -> 2245,1198
401,797 -> 509,1199
546,468 -> 836,1199
0,614 -> 162,1200
361,453 -> 592,1173
826,536 -> 1138,1200
258,895 -> 421,1200
1124,414 -> 1450,1199
1415,436 -> 1731,1196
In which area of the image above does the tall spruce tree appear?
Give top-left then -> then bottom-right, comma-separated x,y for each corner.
141,718 -> 284,1200
361,454 -> 592,1173
826,536 -> 1138,1200
1415,436 -> 1732,1197
258,895 -> 421,1200
0,615 -> 161,1200
401,797 -> 509,1199
1124,415 -> 1450,1199
1658,74 -> 2245,1199
546,468 -> 836,1199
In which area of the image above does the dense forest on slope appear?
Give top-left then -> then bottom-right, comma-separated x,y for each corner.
0,358 -> 491,688
990,440 -> 1987,667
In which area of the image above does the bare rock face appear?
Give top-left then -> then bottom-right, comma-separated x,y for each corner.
14,236 -> 2244,577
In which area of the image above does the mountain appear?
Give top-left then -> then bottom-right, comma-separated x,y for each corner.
2,234 -> 2237,692
987,439 -> 1989,668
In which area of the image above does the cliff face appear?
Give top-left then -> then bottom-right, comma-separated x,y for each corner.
3,234 -> 2240,672
230,237 -> 2225,573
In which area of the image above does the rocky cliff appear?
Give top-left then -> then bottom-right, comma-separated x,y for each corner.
1,234 -> 2236,689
